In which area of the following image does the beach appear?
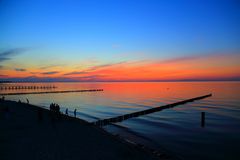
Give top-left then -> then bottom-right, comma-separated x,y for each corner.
0,100 -> 169,160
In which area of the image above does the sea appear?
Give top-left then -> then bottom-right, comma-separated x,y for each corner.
1,82 -> 240,160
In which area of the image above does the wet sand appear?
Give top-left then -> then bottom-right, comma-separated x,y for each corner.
0,100 -> 169,160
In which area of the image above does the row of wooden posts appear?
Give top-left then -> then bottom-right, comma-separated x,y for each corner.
0,86 -> 57,90
1,91 -> 208,128
0,89 -> 104,95
93,94 -> 211,127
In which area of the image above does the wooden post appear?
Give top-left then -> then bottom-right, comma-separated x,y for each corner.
201,112 -> 205,127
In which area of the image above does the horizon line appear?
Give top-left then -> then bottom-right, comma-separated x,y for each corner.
1,79 -> 240,83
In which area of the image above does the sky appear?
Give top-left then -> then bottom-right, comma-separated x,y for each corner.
0,0 -> 240,82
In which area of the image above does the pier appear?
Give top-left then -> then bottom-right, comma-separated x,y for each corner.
0,85 -> 57,90
93,94 -> 212,127
0,89 -> 104,95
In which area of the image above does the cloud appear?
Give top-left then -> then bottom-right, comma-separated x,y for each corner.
0,76 -> 76,82
0,48 -> 29,62
72,75 -> 106,81
86,61 -> 127,71
63,71 -> 88,76
63,61 -> 128,76
39,64 -> 65,70
15,68 -> 26,72
2,52 -> 239,82
30,72 -> 40,74
41,71 -> 59,75
159,52 -> 240,64
160,55 -> 198,64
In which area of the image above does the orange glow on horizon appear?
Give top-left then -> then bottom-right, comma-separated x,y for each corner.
1,53 -> 240,81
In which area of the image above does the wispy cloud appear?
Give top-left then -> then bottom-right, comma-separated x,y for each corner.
15,68 -> 26,72
0,76 -> 76,82
2,52 -> 240,82
63,71 -> 88,76
64,61 -> 127,76
160,55 -> 198,64
86,61 -> 127,71
39,64 -> 65,70
41,71 -> 59,75
0,48 -> 29,62
72,75 -> 106,81
30,72 -> 40,74
159,52 -> 240,64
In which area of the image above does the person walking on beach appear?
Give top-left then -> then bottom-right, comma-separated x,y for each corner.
26,98 -> 29,104
50,103 -> 53,111
65,108 -> 68,115
74,109 -> 77,117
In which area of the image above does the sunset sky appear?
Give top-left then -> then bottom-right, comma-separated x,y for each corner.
0,0 -> 239,82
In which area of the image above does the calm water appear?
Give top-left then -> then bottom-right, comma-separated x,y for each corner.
1,82 -> 240,160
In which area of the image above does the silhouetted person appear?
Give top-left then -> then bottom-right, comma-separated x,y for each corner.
74,109 -> 77,117
50,103 -> 55,111
1,96 -> 5,101
50,103 -> 53,111
18,99 -> 21,103
56,104 -> 60,113
65,108 -> 68,115
26,98 -> 29,104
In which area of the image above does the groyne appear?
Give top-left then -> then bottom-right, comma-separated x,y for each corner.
0,85 -> 56,90
93,94 -> 212,126
0,89 -> 104,95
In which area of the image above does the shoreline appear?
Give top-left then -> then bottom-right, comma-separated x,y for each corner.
0,100 -> 173,160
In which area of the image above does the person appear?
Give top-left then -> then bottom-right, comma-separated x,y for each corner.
65,108 -> 68,115
74,109 -> 77,117
50,103 -> 53,111
52,103 -> 55,111
56,104 -> 60,113
26,98 -> 29,104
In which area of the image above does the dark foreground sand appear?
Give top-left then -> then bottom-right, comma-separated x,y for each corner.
0,100 -> 171,160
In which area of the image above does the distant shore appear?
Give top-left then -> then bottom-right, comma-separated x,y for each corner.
0,100 -> 172,160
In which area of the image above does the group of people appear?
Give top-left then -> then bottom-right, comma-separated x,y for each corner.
49,103 -> 77,117
50,103 -> 60,113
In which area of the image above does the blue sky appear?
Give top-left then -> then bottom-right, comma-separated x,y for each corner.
0,0 -> 239,81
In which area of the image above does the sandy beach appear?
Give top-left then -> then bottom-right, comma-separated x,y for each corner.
0,100 -> 170,160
